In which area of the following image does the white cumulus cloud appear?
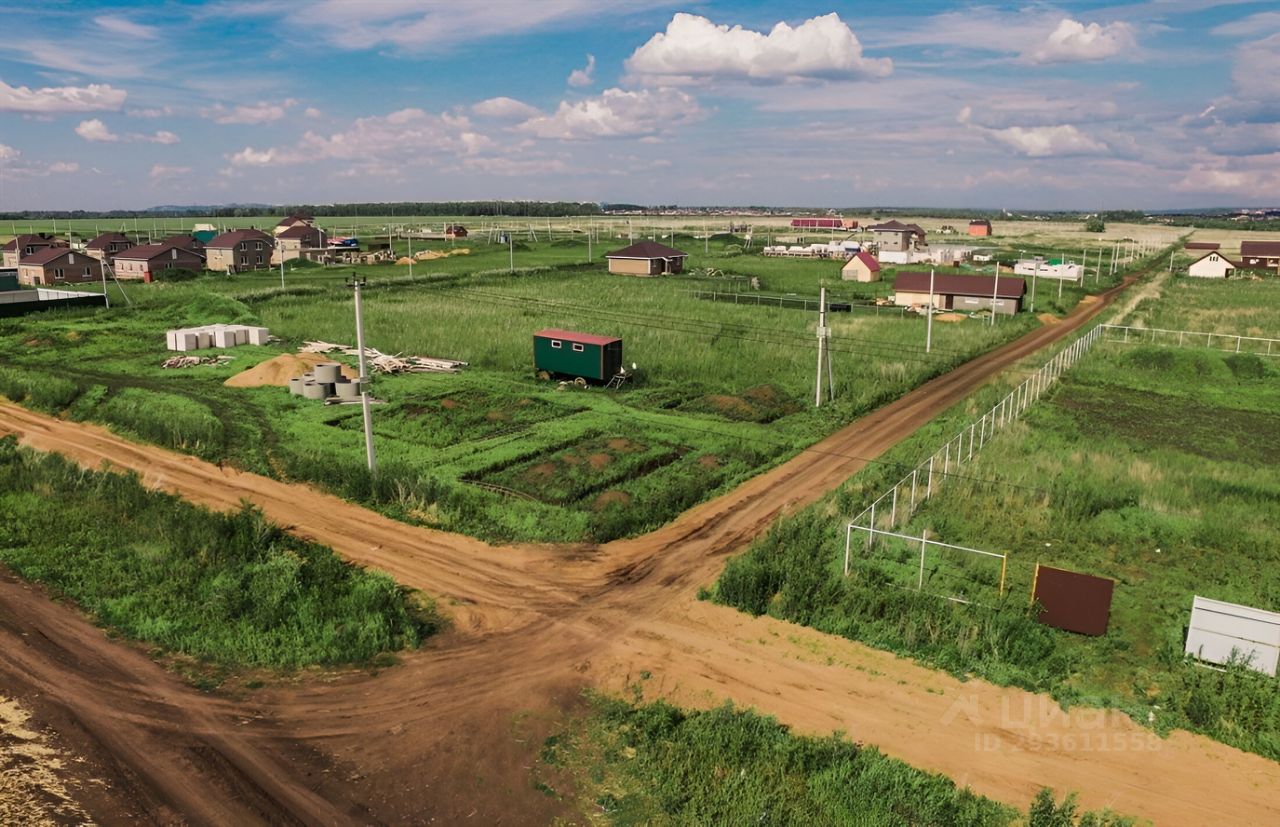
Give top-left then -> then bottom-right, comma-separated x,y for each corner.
472,96 -> 541,120
0,143 -> 18,161
518,87 -> 702,140
1023,19 -> 1135,65
626,12 -> 891,83
0,80 -> 126,113
987,124 -> 1109,157
75,118 -> 119,142
211,99 -> 297,124
568,54 -> 596,87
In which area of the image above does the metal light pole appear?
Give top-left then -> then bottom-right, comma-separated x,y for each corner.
348,275 -> 377,475
278,240 -> 285,288
1031,255 -> 1041,314
508,232 -> 514,273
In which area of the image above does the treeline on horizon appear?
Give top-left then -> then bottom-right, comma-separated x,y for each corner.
2,203 -> 1275,230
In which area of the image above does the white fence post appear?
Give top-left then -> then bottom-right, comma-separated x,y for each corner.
909,469 -> 919,512
927,455 -> 935,498
890,484 -> 898,527
918,531 -> 927,590
844,524 -> 852,576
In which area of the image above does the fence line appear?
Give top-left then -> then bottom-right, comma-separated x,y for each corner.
845,525 -> 1008,603
1098,324 -> 1280,357
843,324 -> 1105,577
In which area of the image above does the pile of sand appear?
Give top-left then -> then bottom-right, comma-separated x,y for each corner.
224,353 -> 357,388
935,313 -> 965,323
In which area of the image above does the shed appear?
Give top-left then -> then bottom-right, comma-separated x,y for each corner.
604,240 -> 688,276
893,271 -> 1026,315
445,224 -> 468,239
841,251 -> 882,282
0,272 -> 17,292
968,219 -> 993,237
1187,250 -> 1239,279
533,328 -> 622,383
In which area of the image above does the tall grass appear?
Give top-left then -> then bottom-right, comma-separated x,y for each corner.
539,693 -> 1131,825
0,437 -> 441,669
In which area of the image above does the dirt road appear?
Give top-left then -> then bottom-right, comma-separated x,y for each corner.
4,271 -> 1280,825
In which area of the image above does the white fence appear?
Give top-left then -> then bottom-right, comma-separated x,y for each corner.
844,324 -> 1105,577
849,525 -> 1007,604
1099,324 -> 1280,357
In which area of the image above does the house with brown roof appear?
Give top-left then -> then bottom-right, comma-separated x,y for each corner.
1239,240 -> 1280,269
868,220 -> 926,252
113,240 -> 207,281
841,251 -> 882,282
164,234 -> 205,254
16,248 -> 102,286
84,232 -> 134,262
273,213 -> 314,236
2,233 -> 67,268
273,224 -> 329,263
1184,241 -> 1220,251
445,224 -> 468,239
893,271 -> 1026,315
205,229 -> 274,272
604,240 -> 688,275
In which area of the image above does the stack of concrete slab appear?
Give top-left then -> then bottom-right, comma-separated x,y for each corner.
166,324 -> 271,352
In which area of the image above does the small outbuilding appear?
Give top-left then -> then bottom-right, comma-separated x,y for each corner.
893,271 -> 1026,315
533,328 -> 622,383
445,224 -> 468,239
604,240 -> 687,276
841,251 -> 882,282
967,219 -> 992,237
1187,250 -> 1239,279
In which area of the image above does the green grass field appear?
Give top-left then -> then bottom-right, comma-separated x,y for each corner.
538,692 -> 1132,826
4,227 -> 1144,544
0,437 -> 440,675
712,277 -> 1280,762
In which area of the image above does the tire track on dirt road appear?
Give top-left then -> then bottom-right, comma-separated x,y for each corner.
6,266 -> 1278,824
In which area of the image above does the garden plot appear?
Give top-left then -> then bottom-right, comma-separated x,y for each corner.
479,435 -> 683,507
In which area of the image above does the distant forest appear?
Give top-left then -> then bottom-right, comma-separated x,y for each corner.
0,201 -> 605,220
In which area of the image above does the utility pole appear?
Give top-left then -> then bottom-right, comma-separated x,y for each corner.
1031,256 -> 1041,314
926,268 -> 935,353
815,286 -> 833,406
508,232 -> 514,273
278,239 -> 285,288
348,275 -> 377,475
408,230 -> 413,278
990,273 -> 1000,326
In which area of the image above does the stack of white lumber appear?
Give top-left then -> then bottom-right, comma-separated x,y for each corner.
300,341 -> 468,374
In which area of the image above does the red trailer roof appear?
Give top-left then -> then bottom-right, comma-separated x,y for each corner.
534,328 -> 621,346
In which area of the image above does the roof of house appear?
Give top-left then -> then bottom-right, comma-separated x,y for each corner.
3,234 -> 64,252
843,251 -> 881,272
18,247 -> 85,266
534,328 -> 621,346
206,228 -> 273,249
1184,241 -> 1220,250
968,219 -> 992,226
894,271 -> 1026,299
1189,250 -> 1240,267
115,240 -> 206,261
85,232 -> 132,250
604,240 -> 688,259
164,234 -> 203,248
868,220 -> 926,236
277,224 -> 326,240
275,213 -> 312,227
1239,240 -> 1280,257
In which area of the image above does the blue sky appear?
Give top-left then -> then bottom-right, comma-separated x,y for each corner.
0,0 -> 1277,210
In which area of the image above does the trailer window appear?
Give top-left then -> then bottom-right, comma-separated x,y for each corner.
572,343 -> 584,352
550,340 -> 562,349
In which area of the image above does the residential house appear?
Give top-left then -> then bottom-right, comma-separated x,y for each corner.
273,224 -> 329,263
2,234 -> 66,268
1239,241 -> 1280,269
84,231 -> 134,262
841,251 -> 882,282
205,229 -> 274,273
604,240 -> 688,275
867,220 -> 926,253
1187,250 -> 1239,279
16,248 -> 102,286
445,224 -> 468,239
893,271 -> 1026,315
273,213 -> 314,236
112,240 -> 206,281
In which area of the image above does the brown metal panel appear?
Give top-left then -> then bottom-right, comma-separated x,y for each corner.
1033,565 -> 1115,636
